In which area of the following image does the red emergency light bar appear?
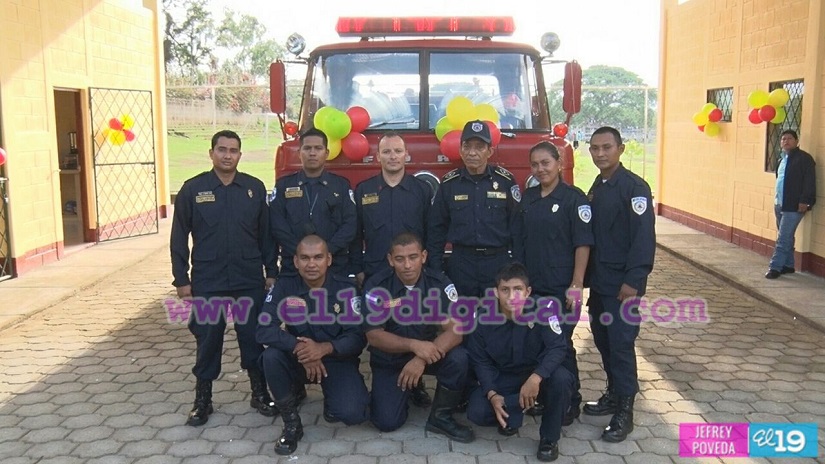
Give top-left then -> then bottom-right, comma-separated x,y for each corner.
336,17 -> 515,37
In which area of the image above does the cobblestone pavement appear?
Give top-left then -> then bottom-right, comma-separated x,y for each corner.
1,247 -> 824,464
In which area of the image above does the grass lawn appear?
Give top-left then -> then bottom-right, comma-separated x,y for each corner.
572,141 -> 658,193
167,127 -> 281,193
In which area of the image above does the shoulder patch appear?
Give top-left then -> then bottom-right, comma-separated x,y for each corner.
577,205 -> 592,223
442,169 -> 460,183
349,296 -> 362,315
494,166 -> 513,181
548,315 -> 562,335
510,185 -> 521,203
444,284 -> 458,302
631,197 -> 648,215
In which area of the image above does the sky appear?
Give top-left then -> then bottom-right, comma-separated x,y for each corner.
204,0 -> 661,86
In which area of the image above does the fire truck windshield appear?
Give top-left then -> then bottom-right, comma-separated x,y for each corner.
305,51 -> 539,132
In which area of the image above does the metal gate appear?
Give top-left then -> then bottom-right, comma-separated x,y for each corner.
89,88 -> 158,241
0,176 -> 12,281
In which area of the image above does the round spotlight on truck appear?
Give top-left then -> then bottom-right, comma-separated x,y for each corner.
541,32 -> 561,56
286,33 -> 306,56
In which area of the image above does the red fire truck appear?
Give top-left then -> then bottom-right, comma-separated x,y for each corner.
269,16 -> 581,196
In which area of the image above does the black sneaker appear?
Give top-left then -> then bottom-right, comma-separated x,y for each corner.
765,269 -> 781,279
781,266 -> 796,274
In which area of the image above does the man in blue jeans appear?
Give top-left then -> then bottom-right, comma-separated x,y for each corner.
765,129 -> 816,279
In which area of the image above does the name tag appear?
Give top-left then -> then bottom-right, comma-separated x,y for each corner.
454,195 -> 469,201
487,191 -> 507,199
362,194 -> 379,205
384,298 -> 402,309
285,187 -> 303,199
195,194 -> 215,203
285,297 -> 306,307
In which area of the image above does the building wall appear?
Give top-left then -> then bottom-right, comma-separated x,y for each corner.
0,0 -> 169,275
659,0 -> 825,274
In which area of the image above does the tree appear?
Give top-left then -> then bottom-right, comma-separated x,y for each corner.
549,65 -> 657,135
216,11 -> 285,81
163,0 -> 215,79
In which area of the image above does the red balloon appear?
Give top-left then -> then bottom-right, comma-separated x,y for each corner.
553,123 -> 569,137
124,130 -> 136,142
748,108 -> 762,124
707,108 -> 723,123
346,106 -> 371,133
341,132 -> 370,161
440,130 -> 462,161
108,118 -> 123,131
0,147 -> 7,166
698,125 -> 705,132
758,105 -> 776,122
485,121 -> 502,146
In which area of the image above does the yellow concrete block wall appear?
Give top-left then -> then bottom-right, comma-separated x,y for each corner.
660,0 -> 818,247
0,0 -> 167,272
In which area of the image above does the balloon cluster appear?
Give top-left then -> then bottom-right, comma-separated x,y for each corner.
692,103 -> 723,137
747,89 -> 788,125
313,106 -> 371,161
102,115 -> 136,145
435,96 -> 502,161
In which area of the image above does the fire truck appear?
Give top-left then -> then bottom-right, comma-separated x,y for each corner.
269,16 -> 582,197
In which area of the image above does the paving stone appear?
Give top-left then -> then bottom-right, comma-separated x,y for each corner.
119,440 -> 170,458
86,455 -> 134,464
111,425 -> 157,441
181,456 -> 229,464
450,436 -> 498,455
212,439 -> 263,457
71,439 -> 123,458
625,452 -> 678,463
167,439 -> 216,457
24,440 -> 78,458
355,438 -> 402,456
66,425 -> 115,442
60,413 -> 106,429
377,455 -> 427,464
330,455 -> 378,464
428,452 -> 477,464
477,452 -> 528,464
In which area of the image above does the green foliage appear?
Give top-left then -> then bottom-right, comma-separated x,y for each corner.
572,139 -> 657,193
162,0 -> 215,77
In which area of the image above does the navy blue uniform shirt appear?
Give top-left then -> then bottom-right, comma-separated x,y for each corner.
362,267 -> 458,368
170,170 -> 275,290
270,170 -> 356,272
512,182 -> 594,295
467,312 -> 567,396
256,274 -> 365,360
586,163 -> 655,296
427,165 -> 520,271
350,173 -> 432,277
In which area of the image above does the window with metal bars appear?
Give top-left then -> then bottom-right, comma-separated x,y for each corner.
765,79 -> 804,172
706,88 -> 733,122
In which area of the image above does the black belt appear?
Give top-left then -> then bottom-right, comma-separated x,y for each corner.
453,245 -> 508,256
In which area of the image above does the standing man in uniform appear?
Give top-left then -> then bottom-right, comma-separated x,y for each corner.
512,141 -> 593,425
765,129 -> 816,279
466,262 -> 573,462
351,131 -> 432,285
171,130 -> 278,426
428,120 -> 520,297
350,131 -> 435,407
270,127 -> 356,277
257,235 -> 369,456
582,126 -> 655,443
363,232 -> 474,442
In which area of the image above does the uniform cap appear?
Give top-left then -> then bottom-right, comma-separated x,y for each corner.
461,120 -> 492,144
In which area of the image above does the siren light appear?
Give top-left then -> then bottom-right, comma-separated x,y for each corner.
336,17 -> 515,37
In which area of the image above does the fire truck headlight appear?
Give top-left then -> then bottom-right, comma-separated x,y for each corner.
541,32 -> 560,56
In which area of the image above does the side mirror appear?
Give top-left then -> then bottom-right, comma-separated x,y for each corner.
269,61 -> 286,114
562,60 -> 582,115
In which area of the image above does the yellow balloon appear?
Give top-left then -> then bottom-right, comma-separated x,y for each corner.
700,103 -> 717,114
692,112 -> 709,126
771,107 -> 787,124
327,138 -> 341,160
704,122 -> 720,137
108,130 -> 126,145
747,90 -> 769,108
446,96 -> 475,128
475,103 -> 500,124
767,88 -> 790,107
120,114 -> 135,130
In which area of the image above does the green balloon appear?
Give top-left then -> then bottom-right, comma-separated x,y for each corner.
313,106 -> 336,132
324,109 -> 352,139
435,116 -> 454,141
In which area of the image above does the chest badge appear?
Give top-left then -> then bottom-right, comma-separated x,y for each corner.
528,321 -> 534,329
333,303 -> 341,314
552,204 -> 559,213
248,189 -> 253,198
492,181 -> 499,190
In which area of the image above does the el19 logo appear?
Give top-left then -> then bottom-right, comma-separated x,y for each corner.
749,423 -> 818,458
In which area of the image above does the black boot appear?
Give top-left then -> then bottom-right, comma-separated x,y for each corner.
274,396 -> 304,456
293,382 -> 307,404
186,379 -> 213,426
536,437 -> 559,462
582,388 -> 617,416
248,369 -> 278,417
602,395 -> 634,443
409,378 -> 432,408
425,384 -> 475,443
